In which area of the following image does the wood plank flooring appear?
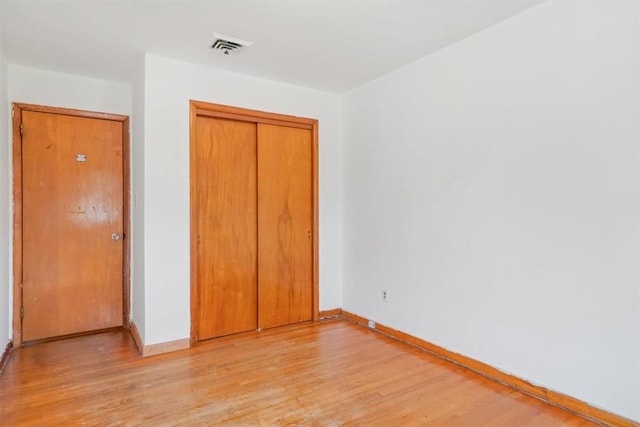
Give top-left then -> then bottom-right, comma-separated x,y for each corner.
0,319 -> 596,426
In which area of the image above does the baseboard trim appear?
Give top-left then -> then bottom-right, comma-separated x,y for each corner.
129,322 -> 190,358
340,310 -> 637,427
0,341 -> 13,373
143,338 -> 191,357
318,308 -> 342,319
129,322 -> 144,356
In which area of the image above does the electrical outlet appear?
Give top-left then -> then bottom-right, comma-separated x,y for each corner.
382,290 -> 388,303
368,320 -> 376,329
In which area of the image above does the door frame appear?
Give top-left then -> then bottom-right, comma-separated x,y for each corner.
12,103 -> 131,347
189,100 -> 320,343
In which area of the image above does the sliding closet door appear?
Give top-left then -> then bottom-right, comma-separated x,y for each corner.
194,117 -> 258,340
257,124 -> 313,329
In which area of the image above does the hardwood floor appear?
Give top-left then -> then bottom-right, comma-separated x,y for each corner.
0,319 -> 596,426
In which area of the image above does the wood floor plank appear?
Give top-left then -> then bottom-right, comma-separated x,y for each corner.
0,319 -> 596,426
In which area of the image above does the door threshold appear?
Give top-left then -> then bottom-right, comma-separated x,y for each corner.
22,326 -> 127,347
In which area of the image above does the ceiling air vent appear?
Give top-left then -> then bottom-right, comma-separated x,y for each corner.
211,33 -> 253,55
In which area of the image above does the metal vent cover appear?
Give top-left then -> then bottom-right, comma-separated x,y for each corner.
211,33 -> 253,55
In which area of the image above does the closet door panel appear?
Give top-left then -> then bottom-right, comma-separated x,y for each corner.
195,117 -> 257,340
257,124 -> 313,329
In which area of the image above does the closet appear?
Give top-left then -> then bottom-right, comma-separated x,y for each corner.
190,101 -> 318,342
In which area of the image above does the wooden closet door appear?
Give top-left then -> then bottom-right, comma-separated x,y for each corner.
194,117 -> 258,340
257,124 -> 313,329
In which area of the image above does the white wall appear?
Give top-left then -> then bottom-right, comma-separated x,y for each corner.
141,54 -> 343,345
5,64 -> 133,341
7,65 -> 131,116
343,0 -> 639,421
0,4 -> 11,349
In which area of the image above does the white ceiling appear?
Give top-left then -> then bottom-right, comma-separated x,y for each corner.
1,0 -> 545,93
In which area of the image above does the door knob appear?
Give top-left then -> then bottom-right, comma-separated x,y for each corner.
111,233 -> 121,241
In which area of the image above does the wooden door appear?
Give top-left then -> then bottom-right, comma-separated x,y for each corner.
194,116 -> 258,340
257,124 -> 313,329
21,111 -> 124,341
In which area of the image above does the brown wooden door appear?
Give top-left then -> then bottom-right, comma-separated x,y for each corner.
21,111 -> 124,341
194,117 -> 258,340
257,124 -> 313,329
